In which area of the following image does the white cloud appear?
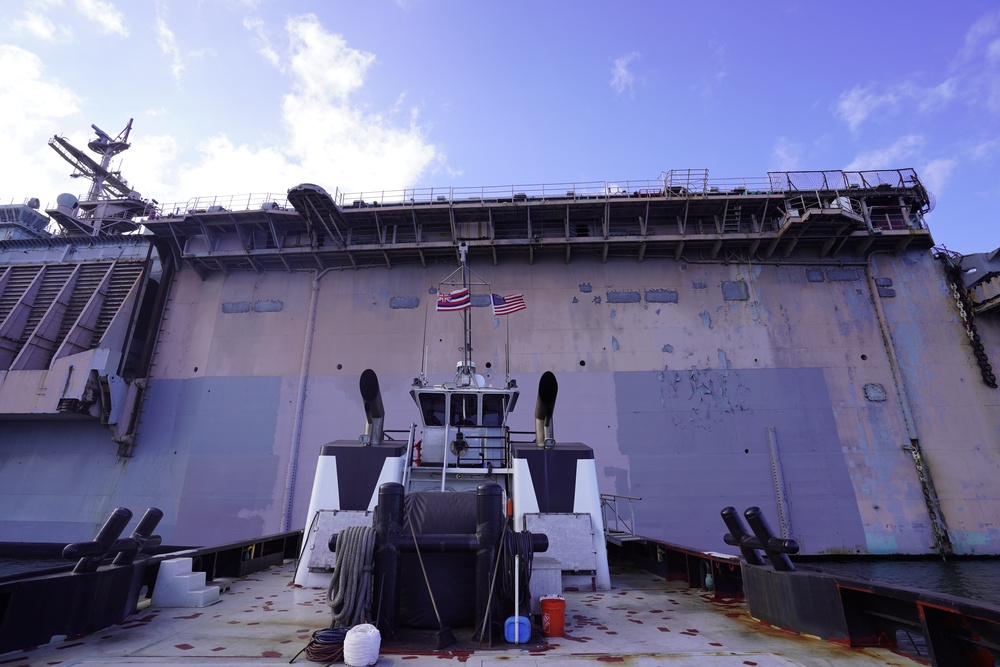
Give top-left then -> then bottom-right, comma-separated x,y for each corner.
610,52 -> 639,96
835,86 -> 888,132
835,79 -> 955,132
73,0 -> 128,37
919,158 -> 956,197
275,14 -> 438,194
155,15 -> 184,80
244,17 -> 280,68
13,11 -> 72,41
988,38 -> 1000,64
956,10 -> 1000,65
128,13 -> 439,203
287,17 -> 374,101
0,45 -> 81,203
770,137 -> 803,171
969,138 -> 1000,160
844,135 -> 924,171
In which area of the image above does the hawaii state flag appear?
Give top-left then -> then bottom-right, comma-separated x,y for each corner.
436,288 -> 471,312
491,293 -> 526,316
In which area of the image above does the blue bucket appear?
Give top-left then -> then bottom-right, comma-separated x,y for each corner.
504,615 -> 531,643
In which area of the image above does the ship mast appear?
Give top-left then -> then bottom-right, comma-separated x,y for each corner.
46,119 -> 148,236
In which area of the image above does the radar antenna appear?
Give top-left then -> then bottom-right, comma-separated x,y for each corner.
46,119 -> 150,236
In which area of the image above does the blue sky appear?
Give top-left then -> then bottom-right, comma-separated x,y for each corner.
2,1 -> 999,254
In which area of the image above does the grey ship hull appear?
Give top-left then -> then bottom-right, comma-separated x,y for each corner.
2,172 -> 998,558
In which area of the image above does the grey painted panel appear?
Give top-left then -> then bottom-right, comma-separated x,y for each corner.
614,367 -> 868,554
0,376 -> 283,546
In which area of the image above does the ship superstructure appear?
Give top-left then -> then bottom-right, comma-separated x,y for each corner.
2,123 -> 1000,563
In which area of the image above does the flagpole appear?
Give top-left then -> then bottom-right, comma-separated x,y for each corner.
460,243 -> 472,372
505,314 -> 511,385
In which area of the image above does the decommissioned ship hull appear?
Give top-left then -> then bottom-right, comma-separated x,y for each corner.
1,139 -> 998,558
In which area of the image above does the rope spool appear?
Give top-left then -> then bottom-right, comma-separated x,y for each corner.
327,525 -> 376,628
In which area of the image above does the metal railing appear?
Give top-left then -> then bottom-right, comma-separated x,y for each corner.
601,493 -> 642,543
146,168 -> 927,217
156,193 -> 292,218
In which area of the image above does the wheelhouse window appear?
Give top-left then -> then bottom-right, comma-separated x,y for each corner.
481,393 -> 508,427
450,394 -> 478,426
418,392 -> 446,426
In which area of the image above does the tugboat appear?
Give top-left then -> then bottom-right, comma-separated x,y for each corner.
293,242 -> 609,642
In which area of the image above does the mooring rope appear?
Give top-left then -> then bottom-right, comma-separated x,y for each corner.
327,524 -> 377,628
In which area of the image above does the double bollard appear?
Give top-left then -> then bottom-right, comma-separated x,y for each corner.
721,506 -> 798,572
63,507 -> 163,573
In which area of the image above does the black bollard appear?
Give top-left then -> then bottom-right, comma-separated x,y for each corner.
474,483 -> 503,642
374,482 -> 404,638
744,506 -> 797,572
721,506 -> 765,566
112,507 -> 164,566
66,507 -> 133,574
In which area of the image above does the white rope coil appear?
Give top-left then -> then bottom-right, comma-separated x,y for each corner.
343,623 -> 381,667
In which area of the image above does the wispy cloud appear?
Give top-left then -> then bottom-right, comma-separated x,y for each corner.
920,158 -> 957,197
770,137 -> 803,171
73,0 -> 127,37
13,11 -> 72,41
835,80 -> 956,132
844,135 -> 924,171
955,9 -> 1000,66
244,17 -> 280,68
610,52 -> 639,96
969,137 -> 1000,160
155,14 -> 184,80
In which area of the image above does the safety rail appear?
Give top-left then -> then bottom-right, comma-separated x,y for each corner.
143,168 -> 928,218
601,493 -> 643,545
155,192 -> 292,218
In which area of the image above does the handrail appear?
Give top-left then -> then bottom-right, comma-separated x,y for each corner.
601,493 -> 642,540
147,168 -> 927,218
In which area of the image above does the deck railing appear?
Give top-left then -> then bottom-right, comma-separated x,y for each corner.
146,168 -> 926,217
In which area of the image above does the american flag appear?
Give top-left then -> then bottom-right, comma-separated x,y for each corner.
436,288 -> 471,312
491,293 -> 526,316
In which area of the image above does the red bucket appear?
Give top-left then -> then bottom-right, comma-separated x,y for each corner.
540,595 -> 565,637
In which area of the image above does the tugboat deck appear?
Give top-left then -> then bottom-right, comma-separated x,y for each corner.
4,561 -> 920,666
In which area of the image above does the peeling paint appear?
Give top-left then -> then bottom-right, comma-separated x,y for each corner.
594,296 -> 602,304
722,281 -> 749,301
806,269 -> 825,283
645,289 -> 679,304
607,290 -> 641,303
662,344 -> 673,353
699,311 -> 713,328
389,297 -> 420,309
692,282 -> 707,290
828,267 -> 861,282
253,300 -> 283,313
610,309 -> 617,320
572,296 -> 579,303
579,282 -> 592,293
221,301 -> 251,313
611,336 -> 619,351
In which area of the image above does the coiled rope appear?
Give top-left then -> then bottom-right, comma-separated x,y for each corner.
499,527 -> 535,615
474,521 -> 535,643
292,626 -> 348,663
327,525 -> 376,628
342,623 -> 381,667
